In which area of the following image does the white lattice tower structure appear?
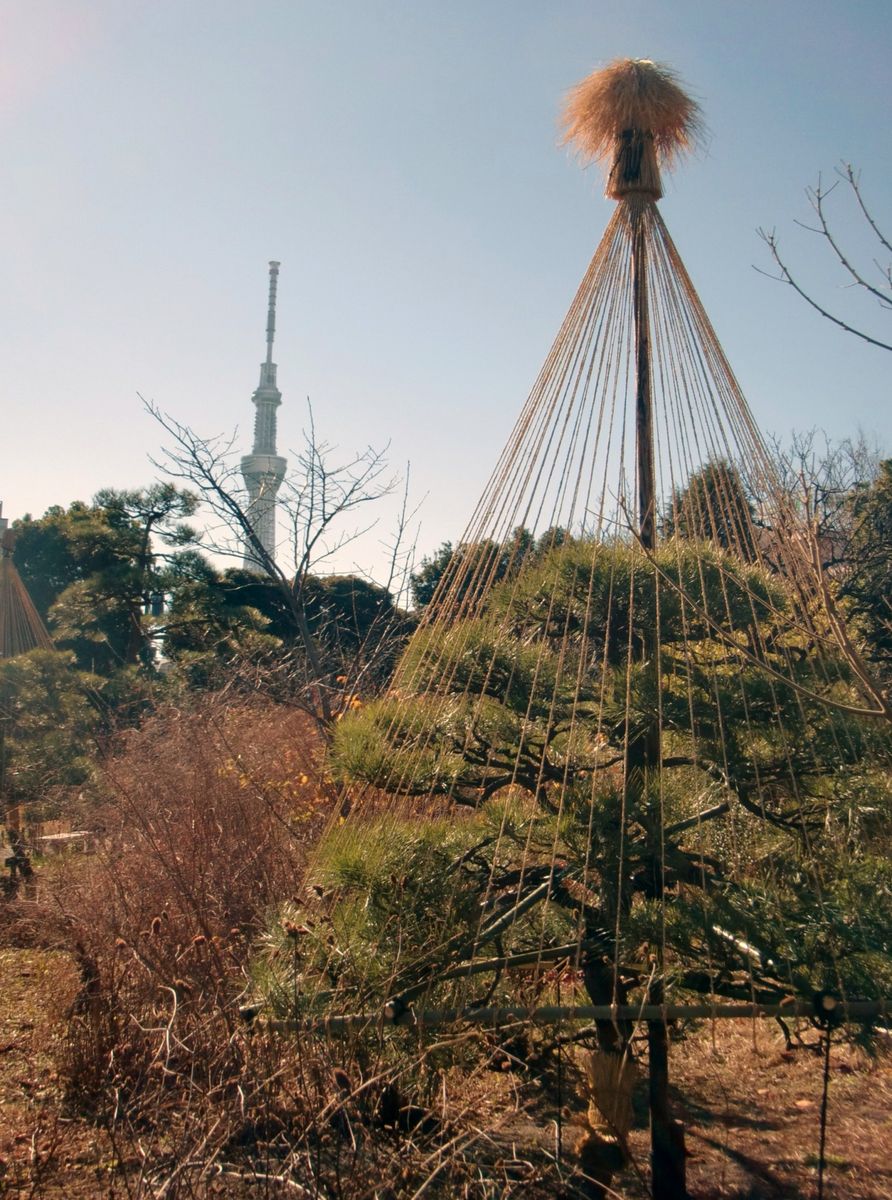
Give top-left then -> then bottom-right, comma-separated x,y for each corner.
241,261 -> 287,570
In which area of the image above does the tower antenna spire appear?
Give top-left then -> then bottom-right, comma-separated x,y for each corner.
265,260 -> 280,367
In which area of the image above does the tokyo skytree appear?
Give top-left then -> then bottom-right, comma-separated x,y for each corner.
241,261 -> 287,570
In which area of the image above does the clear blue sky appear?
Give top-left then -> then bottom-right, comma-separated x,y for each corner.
2,1 -> 890,577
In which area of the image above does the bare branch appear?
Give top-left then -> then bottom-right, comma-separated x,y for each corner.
142,396 -> 412,727
801,175 -> 892,309
844,163 -> 892,256
756,228 -> 892,353
756,166 -> 892,351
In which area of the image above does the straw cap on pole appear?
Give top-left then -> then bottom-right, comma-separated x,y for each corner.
561,58 -> 702,199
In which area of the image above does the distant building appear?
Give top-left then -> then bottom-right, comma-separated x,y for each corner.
241,261 -> 287,570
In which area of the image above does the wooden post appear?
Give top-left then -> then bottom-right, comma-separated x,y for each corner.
647,982 -> 687,1199
632,199 -> 656,555
630,196 -> 688,1200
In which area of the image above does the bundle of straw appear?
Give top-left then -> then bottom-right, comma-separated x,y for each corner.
561,58 -> 702,199
572,1049 -> 636,1196
579,1048 -> 636,1143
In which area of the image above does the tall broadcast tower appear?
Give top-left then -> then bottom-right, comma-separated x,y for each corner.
241,261 -> 287,570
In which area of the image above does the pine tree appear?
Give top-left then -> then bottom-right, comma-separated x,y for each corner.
329,536 -> 892,1042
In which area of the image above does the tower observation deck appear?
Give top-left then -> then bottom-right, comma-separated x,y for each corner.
241,261 -> 287,570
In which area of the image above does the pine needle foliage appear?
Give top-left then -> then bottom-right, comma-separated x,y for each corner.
330,537 -> 892,1023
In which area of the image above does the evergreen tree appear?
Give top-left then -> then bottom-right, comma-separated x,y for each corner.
13,486 -> 199,672
410,526 -> 567,609
330,537 -> 892,1044
663,459 -> 758,560
0,649 -> 102,808
164,566 -> 412,692
840,459 -> 892,680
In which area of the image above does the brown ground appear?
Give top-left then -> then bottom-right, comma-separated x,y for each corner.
0,946 -> 87,1197
0,945 -> 890,1198
627,1020 -> 892,1199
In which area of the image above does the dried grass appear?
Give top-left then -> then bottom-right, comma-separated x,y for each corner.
36,697 -> 325,1111
15,698 -> 573,1196
560,58 -> 703,173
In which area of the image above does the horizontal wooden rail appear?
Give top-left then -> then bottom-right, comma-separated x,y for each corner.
262,997 -> 890,1035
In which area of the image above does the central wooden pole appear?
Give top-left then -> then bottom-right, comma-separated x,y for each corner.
630,196 -> 688,1200
632,200 -> 656,555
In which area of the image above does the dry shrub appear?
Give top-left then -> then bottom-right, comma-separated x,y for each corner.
25,698 -> 580,1195
44,696 -> 328,1110
59,695 -> 326,946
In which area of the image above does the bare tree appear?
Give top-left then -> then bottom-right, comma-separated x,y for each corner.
758,164 -> 892,352
768,429 -> 882,563
758,167 -> 891,713
766,430 -> 891,719
145,398 -> 415,727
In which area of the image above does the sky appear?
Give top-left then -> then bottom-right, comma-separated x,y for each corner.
2,0 -> 890,582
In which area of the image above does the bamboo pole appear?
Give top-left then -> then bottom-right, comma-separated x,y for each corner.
262,997 -> 889,1035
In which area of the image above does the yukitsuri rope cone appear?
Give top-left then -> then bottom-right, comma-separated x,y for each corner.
267,61 -> 890,1199
0,519 -> 52,844
0,525 -> 52,659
